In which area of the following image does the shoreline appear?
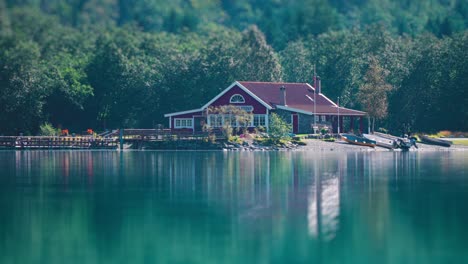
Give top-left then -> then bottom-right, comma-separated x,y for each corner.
298,139 -> 468,152
1,139 -> 466,152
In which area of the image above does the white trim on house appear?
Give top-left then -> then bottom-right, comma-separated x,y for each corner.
305,83 -> 316,93
276,105 -> 314,115
319,112 -> 366,116
338,106 -> 366,114
305,94 -> 314,102
229,94 -> 245,103
276,105 -> 365,116
306,83 -> 339,107
328,106 -> 367,115
164,108 -> 203,117
320,93 -> 338,106
201,81 -> 273,110
266,108 -> 269,132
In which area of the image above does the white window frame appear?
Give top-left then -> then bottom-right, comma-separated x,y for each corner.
253,114 -> 266,127
237,114 -> 253,128
208,114 -> 255,128
174,118 -> 193,128
208,114 -> 223,128
315,115 -> 319,122
321,115 -> 326,122
230,94 -> 245,104
236,105 -> 254,112
223,115 -> 237,127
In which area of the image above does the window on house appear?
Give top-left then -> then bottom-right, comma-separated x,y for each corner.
230,94 -> 245,103
321,115 -> 326,122
254,115 -> 266,127
238,115 -> 253,127
236,105 -> 253,112
315,115 -> 319,122
209,115 -> 223,127
174,118 -> 193,128
230,116 -> 237,127
223,115 -> 237,127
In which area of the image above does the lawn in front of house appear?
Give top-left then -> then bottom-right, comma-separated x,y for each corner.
450,139 -> 468,146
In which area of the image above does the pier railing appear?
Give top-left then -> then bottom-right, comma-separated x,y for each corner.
119,130 -> 225,141
0,130 -> 225,149
0,136 -> 118,149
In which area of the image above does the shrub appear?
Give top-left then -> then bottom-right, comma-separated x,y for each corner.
437,130 -> 452,137
378,127 -> 389,134
208,105 -> 251,139
268,113 -> 292,141
39,123 -> 59,136
255,126 -> 266,133
222,123 -> 233,139
228,135 -> 241,143
208,133 -> 217,144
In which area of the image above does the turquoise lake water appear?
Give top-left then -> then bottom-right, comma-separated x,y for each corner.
0,150 -> 467,263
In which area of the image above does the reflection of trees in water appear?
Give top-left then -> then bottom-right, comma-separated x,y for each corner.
385,152 -> 468,262
2,151 -> 468,263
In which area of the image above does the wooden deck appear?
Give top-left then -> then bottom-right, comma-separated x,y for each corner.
0,129 -> 225,150
0,136 -> 118,149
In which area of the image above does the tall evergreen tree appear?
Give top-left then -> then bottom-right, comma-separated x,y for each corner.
235,25 -> 282,82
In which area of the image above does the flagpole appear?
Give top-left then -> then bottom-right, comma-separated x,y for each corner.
337,97 -> 340,135
313,65 -> 317,134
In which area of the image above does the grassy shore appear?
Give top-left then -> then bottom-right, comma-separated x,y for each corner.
449,139 -> 468,146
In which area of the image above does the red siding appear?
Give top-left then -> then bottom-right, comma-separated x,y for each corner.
208,85 -> 267,114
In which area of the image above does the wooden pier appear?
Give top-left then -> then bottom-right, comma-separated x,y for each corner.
0,136 -> 118,149
0,129 -> 225,150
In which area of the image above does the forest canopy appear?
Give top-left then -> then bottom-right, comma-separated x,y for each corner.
0,0 -> 467,134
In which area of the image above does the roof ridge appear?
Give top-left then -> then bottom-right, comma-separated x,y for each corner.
238,81 -> 310,85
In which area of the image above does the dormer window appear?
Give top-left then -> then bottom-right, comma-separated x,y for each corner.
230,94 -> 245,104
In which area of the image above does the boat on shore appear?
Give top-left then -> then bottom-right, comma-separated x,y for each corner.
373,132 -> 400,141
363,134 -> 396,149
420,135 -> 452,147
372,132 -> 418,150
397,139 -> 414,150
341,133 -> 376,148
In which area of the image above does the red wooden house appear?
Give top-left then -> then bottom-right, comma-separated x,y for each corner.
164,81 -> 366,134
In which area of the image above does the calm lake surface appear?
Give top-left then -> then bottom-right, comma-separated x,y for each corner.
0,150 -> 467,263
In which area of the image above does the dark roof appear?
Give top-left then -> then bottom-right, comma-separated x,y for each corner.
238,81 -> 366,116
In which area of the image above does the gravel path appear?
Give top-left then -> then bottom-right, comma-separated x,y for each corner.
299,139 -> 468,152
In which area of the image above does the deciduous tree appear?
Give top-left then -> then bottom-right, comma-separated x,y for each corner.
358,57 -> 393,132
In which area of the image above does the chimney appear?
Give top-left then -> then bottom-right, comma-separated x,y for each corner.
313,74 -> 317,92
317,76 -> 321,94
280,86 -> 287,106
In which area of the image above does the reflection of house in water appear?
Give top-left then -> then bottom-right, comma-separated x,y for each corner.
160,151 -> 348,242
308,163 -> 341,241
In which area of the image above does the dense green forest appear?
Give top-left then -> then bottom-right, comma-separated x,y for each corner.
0,0 -> 467,135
